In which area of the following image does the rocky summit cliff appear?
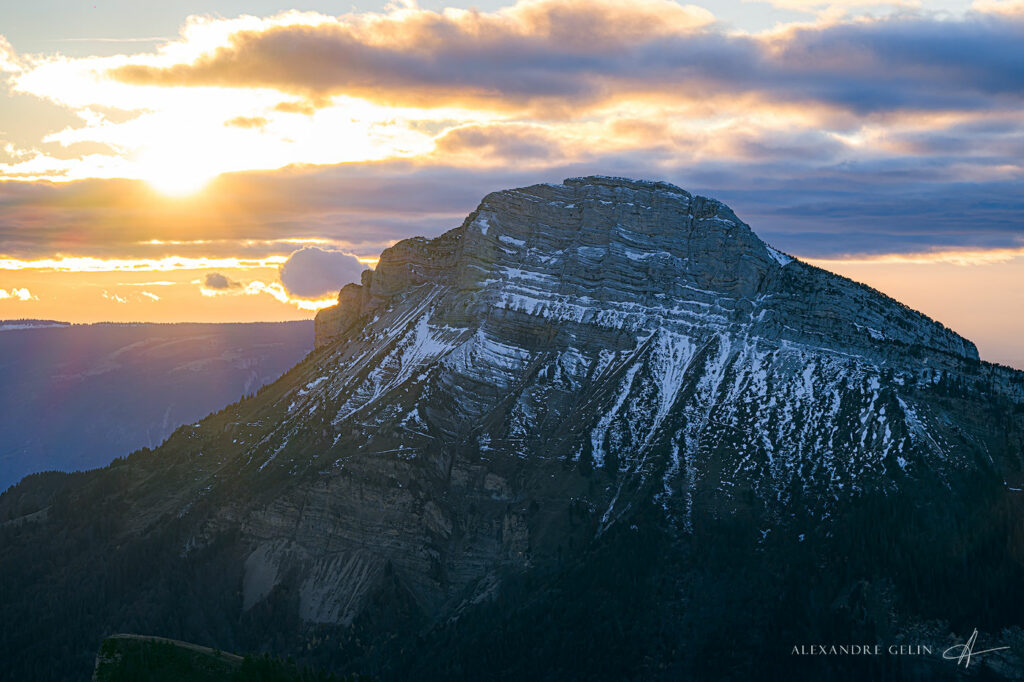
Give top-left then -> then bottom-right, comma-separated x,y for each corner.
2,177 -> 1023,682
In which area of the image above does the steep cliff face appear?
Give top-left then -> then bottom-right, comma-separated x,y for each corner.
316,176 -> 976,359
2,177 -> 1023,682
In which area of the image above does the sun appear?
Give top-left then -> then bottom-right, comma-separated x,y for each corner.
137,146 -> 218,197
144,168 -> 215,197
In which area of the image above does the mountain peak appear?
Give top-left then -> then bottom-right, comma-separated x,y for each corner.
318,178 -> 976,367
472,175 -> 746,248
563,174 -> 691,195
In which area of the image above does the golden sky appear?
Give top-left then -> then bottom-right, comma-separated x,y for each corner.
1,0 -> 1022,368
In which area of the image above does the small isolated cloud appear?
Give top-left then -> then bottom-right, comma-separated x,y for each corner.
101,290 -> 127,303
140,291 -> 160,301
204,271 -> 242,289
224,115 -> 268,130
0,287 -> 36,301
279,246 -> 365,298
274,99 -> 318,115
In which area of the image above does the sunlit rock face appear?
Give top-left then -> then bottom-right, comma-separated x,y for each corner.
4,177 -> 1023,681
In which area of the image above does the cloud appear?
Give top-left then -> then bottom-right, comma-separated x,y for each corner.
0,254 -> 288,272
241,280 -> 336,310
806,246 -> 1024,267
0,163 -> 487,262
758,14 -> 1024,115
0,35 -> 21,73
106,0 -> 714,109
433,124 -> 568,165
972,0 -> 1024,16
273,99 -> 317,115
0,287 -> 36,301
204,272 -> 241,289
1,2 -> 1023,267
225,115 -> 268,130
90,2 -> 1024,118
2,1 -> 1023,198
197,276 -> 337,310
278,246 -> 366,298
750,0 -> 918,11
0,153 -> 1021,266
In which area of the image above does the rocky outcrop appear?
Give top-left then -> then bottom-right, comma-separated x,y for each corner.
316,176 -> 977,363
314,282 -> 366,348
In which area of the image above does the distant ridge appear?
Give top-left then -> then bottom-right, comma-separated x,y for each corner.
0,319 -> 69,331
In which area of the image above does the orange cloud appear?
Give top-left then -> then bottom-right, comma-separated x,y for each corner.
0,255 -> 288,272
972,0 -> 1024,16
225,115 -> 269,130
806,246 -> 1024,267
199,278 -> 336,311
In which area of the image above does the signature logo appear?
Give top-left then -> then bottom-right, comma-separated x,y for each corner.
942,629 -> 1009,669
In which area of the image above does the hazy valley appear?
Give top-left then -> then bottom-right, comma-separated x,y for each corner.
0,321 -> 312,490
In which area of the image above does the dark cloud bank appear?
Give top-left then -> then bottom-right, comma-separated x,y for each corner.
109,3 -> 1024,116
